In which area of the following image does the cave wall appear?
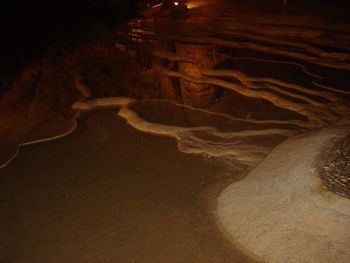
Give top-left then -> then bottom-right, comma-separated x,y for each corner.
0,0 -> 135,93
175,44 -> 223,108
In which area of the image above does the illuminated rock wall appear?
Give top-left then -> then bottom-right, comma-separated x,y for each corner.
175,44 -> 223,108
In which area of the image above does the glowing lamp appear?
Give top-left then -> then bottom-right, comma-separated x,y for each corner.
174,2 -> 179,6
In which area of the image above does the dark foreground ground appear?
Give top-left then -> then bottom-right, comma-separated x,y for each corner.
0,110 -> 254,263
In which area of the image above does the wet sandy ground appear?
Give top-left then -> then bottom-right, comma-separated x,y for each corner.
0,110 -> 255,263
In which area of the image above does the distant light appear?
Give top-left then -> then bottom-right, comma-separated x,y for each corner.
174,2 -> 179,6
152,3 -> 163,8
186,1 -> 202,9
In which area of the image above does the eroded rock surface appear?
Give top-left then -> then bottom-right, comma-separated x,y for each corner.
318,134 -> 350,198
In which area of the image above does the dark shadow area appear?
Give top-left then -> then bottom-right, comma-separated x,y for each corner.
0,0 -> 135,86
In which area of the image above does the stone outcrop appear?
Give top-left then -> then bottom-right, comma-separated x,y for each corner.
175,44 -> 223,108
